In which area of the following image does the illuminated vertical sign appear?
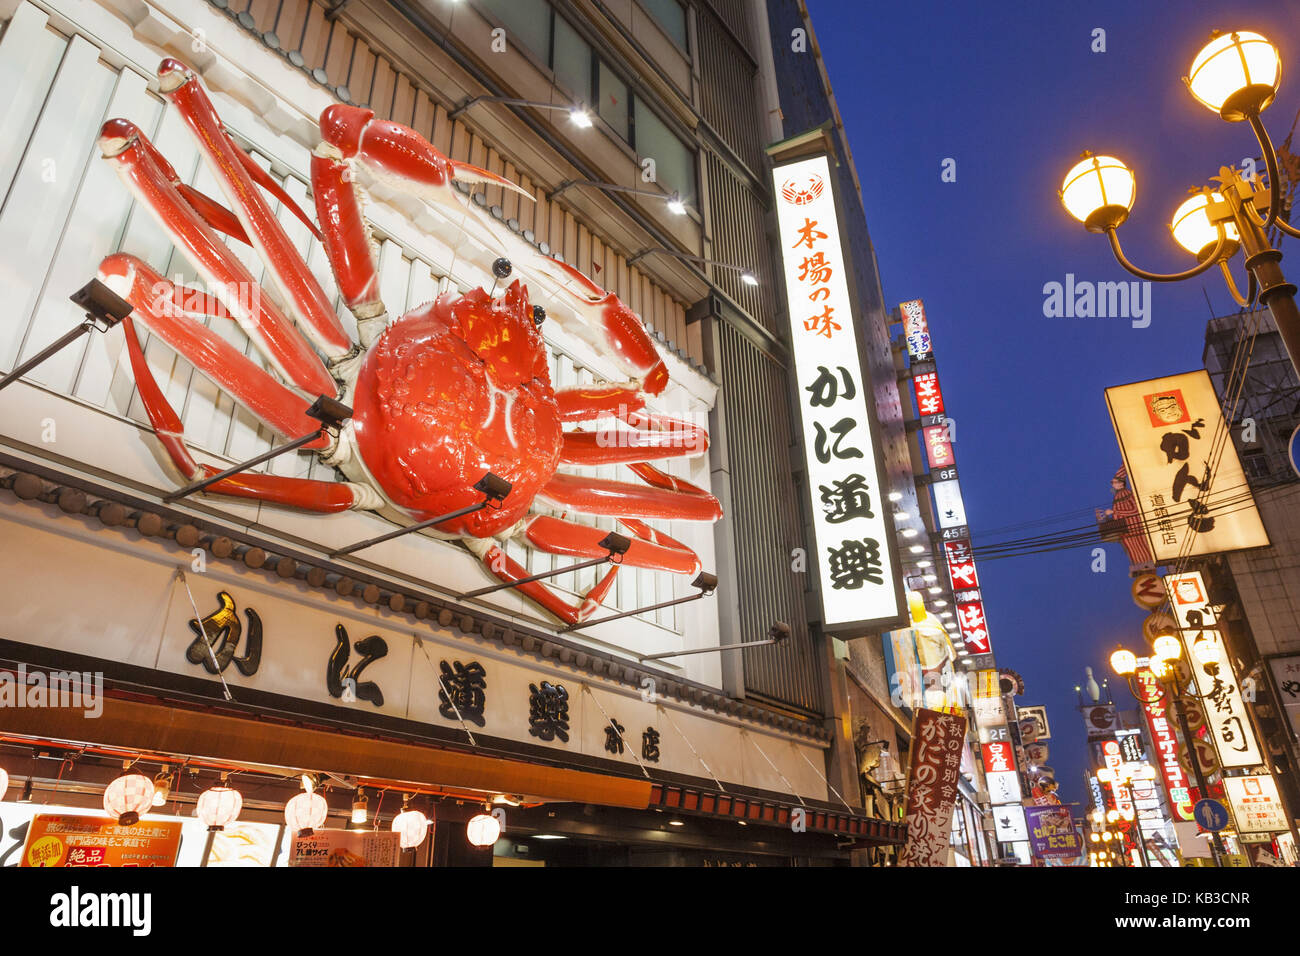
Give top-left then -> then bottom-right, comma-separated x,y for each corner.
1165,571 -> 1263,769
900,299 -> 932,360
922,424 -> 954,469
944,539 -> 979,591
1134,667 -> 1195,822
1223,775 -> 1288,833
773,153 -> 903,631
956,599 -> 990,654
931,479 -> 968,528
1105,370 -> 1268,560
912,371 -> 944,416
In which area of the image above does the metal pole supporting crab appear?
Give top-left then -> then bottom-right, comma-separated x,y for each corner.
95,58 -> 722,626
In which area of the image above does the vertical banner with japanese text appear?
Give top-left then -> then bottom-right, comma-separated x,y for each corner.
898,708 -> 968,867
1134,667 -> 1196,822
1165,571 -> 1264,768
772,152 -> 904,631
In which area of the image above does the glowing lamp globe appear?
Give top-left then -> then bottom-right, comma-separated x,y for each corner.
466,812 -> 501,847
1152,634 -> 1182,663
0,767 -> 7,801
103,773 -> 155,826
1186,31 -> 1280,121
196,786 -> 243,831
1109,648 -> 1137,676
391,809 -> 430,849
1171,193 -> 1238,258
1060,154 -> 1135,232
285,790 -> 329,836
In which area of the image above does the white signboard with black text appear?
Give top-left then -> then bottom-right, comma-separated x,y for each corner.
772,152 -> 903,631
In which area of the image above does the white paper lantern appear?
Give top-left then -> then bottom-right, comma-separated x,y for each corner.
466,812 -> 501,847
196,786 -> 243,831
103,773 -> 155,825
392,809 -> 430,849
285,791 -> 329,835
0,767 -> 7,802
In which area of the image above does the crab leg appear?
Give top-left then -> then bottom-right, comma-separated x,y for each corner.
98,120 -> 336,397
477,543 -> 620,626
538,468 -> 721,522
99,254 -> 329,449
524,516 -> 700,575
157,59 -> 351,360
311,104 -> 531,337
119,315 -> 360,512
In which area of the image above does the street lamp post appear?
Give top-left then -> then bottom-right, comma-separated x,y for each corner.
1059,30 -> 1300,380
1109,640 -> 1226,867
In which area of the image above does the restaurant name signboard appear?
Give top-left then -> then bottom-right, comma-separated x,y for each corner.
772,152 -> 903,631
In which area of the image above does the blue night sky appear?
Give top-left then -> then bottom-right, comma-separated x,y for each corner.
809,0 -> 1300,808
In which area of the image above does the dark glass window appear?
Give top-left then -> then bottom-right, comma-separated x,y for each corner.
551,14 -> 591,104
479,0 -> 551,58
641,0 -> 688,49
597,59 -> 630,141
633,98 -> 696,203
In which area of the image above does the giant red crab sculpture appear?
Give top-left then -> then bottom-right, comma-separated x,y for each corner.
95,59 -> 720,625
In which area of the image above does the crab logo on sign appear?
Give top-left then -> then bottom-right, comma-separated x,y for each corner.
781,174 -> 824,206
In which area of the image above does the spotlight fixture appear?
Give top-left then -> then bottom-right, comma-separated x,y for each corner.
668,818 -> 685,827
568,106 -> 593,128
768,621 -> 792,644
638,619 -> 791,662
0,279 -> 133,394
551,179 -> 692,216
332,471 -> 513,556
564,567 -> 719,631
916,560 -> 932,568
449,94 -> 595,131
909,545 -> 925,554
464,530 -> 631,599
666,192 -> 687,216
152,771 -> 172,807
887,491 -> 903,502
901,528 -> 919,539
923,573 -> 938,582
928,586 -> 942,595
626,248 -> 759,285
740,271 -> 758,286
165,393 -> 350,501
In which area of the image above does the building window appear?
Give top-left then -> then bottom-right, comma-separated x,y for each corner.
633,98 -> 696,203
478,0 -> 551,59
551,14 -> 591,104
596,59 -> 630,141
641,0 -> 688,49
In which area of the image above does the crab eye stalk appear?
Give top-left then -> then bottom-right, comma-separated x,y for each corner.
532,305 -> 546,327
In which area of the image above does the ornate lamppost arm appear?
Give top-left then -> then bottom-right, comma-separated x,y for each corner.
1105,226 -> 1231,282
1240,114 -> 1300,240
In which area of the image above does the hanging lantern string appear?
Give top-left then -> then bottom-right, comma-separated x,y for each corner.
175,569 -> 233,702
413,635 -> 476,747
656,703 -> 725,792
580,684 -> 649,779
741,730 -> 805,807
789,741 -> 853,812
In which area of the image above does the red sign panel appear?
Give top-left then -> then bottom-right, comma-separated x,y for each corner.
1135,667 -> 1196,822
956,600 -> 991,654
899,708 -> 968,867
922,424 -> 954,469
982,741 -> 1015,774
944,539 -> 979,591
912,371 -> 944,417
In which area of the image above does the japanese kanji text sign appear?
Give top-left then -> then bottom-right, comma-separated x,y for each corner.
1134,667 -> 1195,822
898,708 -> 968,866
931,479 -> 968,529
900,299 -> 932,360
773,153 -> 902,630
1105,371 -> 1268,561
1165,571 -> 1263,769
912,370 -> 944,416
1223,775 -> 1288,833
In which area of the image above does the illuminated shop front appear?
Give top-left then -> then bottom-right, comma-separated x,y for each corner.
0,0 -> 906,865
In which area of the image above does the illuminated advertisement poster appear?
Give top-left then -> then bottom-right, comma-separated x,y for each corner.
289,829 -> 401,867
1224,775 -> 1288,833
1166,571 -> 1263,768
956,599 -> 991,654
898,709 -> 968,867
913,370 -> 944,416
1018,705 -> 1052,741
922,424 -> 955,469
931,479 -> 968,529
1025,805 -> 1083,859
944,539 -> 979,591
1134,667 -> 1195,821
1105,371 -> 1268,561
773,153 -> 904,631
900,299 -> 932,360
1100,739 -> 1134,818
20,815 -> 182,867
